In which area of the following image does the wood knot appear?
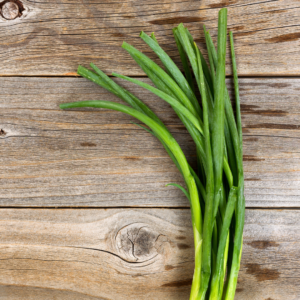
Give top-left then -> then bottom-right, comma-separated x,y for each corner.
0,0 -> 24,20
116,223 -> 168,263
0,129 -> 6,136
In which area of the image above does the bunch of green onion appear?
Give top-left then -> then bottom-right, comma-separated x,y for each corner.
60,8 -> 245,300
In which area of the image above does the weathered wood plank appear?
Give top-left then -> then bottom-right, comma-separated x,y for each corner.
0,0 -> 300,75
0,208 -> 299,299
1,77 -> 300,207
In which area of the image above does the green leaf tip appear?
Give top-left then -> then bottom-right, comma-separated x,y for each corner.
77,65 -> 85,75
166,183 -> 191,202
59,103 -> 68,109
121,41 -> 129,49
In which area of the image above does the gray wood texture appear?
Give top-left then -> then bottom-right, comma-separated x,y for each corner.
1,77 -> 299,207
0,208 -> 298,300
0,0 -> 299,75
1,0 -> 299,298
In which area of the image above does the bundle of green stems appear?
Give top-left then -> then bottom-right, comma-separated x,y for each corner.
60,8 -> 245,300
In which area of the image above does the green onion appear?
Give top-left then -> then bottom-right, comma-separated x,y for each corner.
173,27 -> 195,92
60,8 -> 245,300
195,41 -> 214,300
224,31 -> 245,300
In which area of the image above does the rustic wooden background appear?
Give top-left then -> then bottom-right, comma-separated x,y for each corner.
1,0 -> 300,299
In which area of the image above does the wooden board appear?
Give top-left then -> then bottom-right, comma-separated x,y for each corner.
0,208 -> 298,300
0,0 -> 300,76
1,77 -> 299,207
1,0 -> 299,298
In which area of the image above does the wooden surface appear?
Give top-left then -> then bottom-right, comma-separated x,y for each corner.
0,0 -> 300,76
0,209 -> 299,300
1,77 -> 300,207
1,0 -> 300,299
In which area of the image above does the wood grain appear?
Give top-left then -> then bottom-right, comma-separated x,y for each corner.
1,77 -> 300,207
0,0 -> 300,75
0,208 -> 298,300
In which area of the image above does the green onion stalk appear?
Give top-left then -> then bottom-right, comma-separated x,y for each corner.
60,8 -> 245,300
